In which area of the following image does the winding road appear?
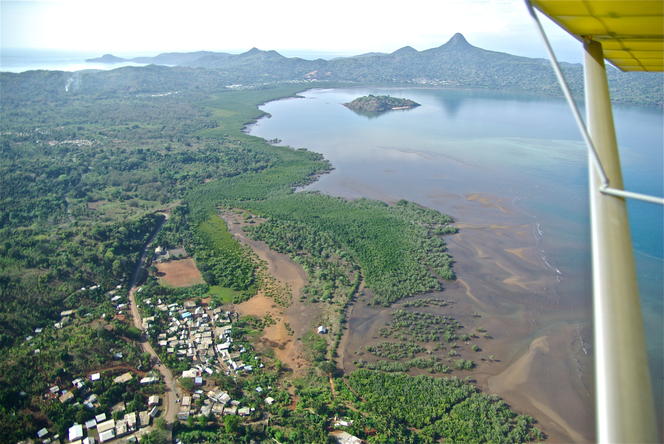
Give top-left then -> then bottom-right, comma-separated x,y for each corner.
127,215 -> 180,430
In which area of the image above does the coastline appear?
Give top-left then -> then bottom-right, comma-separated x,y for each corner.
245,88 -> 603,442
337,193 -> 594,442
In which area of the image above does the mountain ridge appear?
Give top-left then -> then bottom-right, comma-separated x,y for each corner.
58,33 -> 664,107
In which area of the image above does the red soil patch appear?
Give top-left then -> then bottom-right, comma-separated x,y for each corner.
156,258 -> 204,287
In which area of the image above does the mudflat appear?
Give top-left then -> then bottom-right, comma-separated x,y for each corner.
340,192 -> 594,443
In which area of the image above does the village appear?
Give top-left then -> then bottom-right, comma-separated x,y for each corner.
140,296 -> 277,421
29,275 -> 281,444
23,230 -> 367,444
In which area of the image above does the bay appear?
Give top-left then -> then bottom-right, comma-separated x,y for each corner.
249,86 -> 663,434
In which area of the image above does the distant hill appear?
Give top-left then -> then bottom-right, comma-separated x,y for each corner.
75,33 -> 664,106
85,53 -> 127,63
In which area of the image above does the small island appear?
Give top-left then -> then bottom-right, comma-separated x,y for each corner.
85,54 -> 127,63
344,94 -> 420,114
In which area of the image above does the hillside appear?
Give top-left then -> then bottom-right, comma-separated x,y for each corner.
86,33 -> 663,106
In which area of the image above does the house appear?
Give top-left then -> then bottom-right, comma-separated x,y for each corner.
82,437 -> 97,444
148,395 -> 160,406
149,406 -> 159,418
238,407 -> 251,416
331,431 -> 363,444
90,373 -> 101,382
125,411 -> 137,430
115,419 -> 128,437
98,429 -> 115,443
140,376 -> 159,384
139,410 -> 151,428
223,406 -> 237,415
182,369 -> 197,378
113,372 -> 133,384
181,396 -> 191,408
59,391 -> 74,404
84,419 -> 97,430
84,393 -> 98,409
265,397 -> 275,405
37,428 -> 48,439
68,424 -> 84,442
95,413 -> 107,423
317,325 -> 328,334
96,418 -> 115,434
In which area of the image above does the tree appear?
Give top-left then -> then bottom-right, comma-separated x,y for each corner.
140,429 -> 169,444
224,414 -> 240,434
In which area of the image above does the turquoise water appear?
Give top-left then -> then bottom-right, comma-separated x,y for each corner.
249,86 -> 663,411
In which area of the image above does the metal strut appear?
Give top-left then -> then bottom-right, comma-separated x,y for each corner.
524,0 -> 664,207
525,2 -> 659,443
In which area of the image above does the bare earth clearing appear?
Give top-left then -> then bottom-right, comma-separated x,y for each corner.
156,258 -> 204,287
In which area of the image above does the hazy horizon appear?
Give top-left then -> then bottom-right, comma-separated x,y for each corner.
2,0 -> 584,63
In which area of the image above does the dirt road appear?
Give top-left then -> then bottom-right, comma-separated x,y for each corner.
127,215 -> 180,428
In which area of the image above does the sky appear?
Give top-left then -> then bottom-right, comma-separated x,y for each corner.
1,0 -> 583,62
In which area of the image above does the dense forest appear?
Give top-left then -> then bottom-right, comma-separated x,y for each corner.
1,68 -> 543,442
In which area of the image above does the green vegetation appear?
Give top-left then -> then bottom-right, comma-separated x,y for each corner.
403,297 -> 449,308
343,370 -> 544,443
207,285 -> 243,304
366,341 -> 426,360
356,358 -> 452,374
380,309 -> 462,342
192,215 -> 256,300
1,66 -> 538,443
247,198 -> 456,306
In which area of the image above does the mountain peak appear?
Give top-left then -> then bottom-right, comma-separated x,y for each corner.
392,46 -> 418,56
245,47 -> 263,55
446,32 -> 472,48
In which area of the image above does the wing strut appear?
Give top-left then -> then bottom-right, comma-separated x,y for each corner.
525,2 -> 660,442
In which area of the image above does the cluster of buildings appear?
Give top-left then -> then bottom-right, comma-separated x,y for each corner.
39,370 -> 161,444
74,408 -> 157,443
142,298 -> 278,421
44,375 -> 99,409
44,408 -> 158,444
142,299 -> 256,376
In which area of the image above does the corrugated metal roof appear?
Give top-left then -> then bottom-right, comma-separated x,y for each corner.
531,0 -> 664,71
